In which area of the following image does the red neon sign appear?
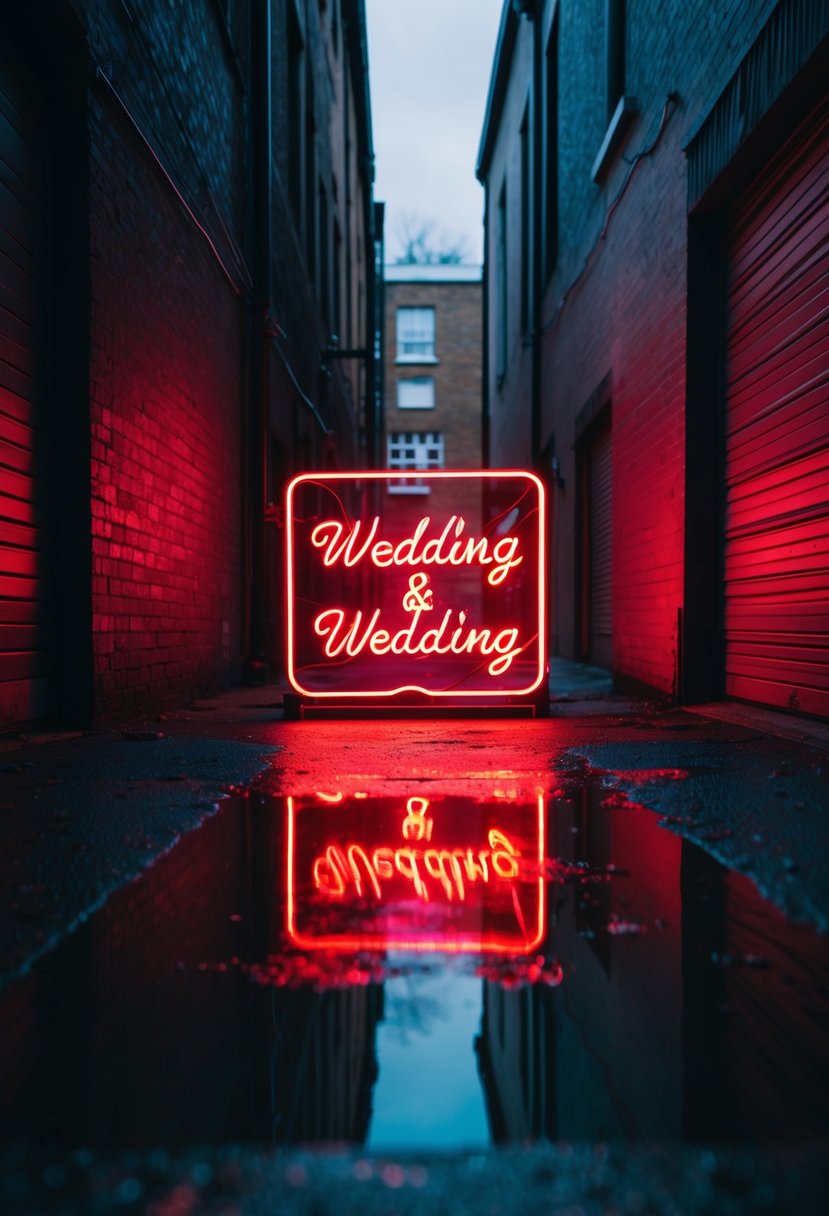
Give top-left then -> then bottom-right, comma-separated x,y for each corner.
286,791 -> 546,954
285,470 -> 547,698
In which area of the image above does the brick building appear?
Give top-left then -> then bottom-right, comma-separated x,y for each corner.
0,0 -> 377,727
383,263 -> 482,521
380,265 -> 484,628
477,0 -> 828,716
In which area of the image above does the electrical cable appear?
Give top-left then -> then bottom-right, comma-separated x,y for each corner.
271,339 -> 330,436
93,63 -> 244,297
94,63 -> 335,440
538,92 -> 678,336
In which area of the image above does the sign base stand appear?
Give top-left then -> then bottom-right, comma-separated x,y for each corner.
283,689 -> 550,721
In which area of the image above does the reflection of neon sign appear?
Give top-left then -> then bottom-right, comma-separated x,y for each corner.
285,471 -> 547,699
313,797 -> 521,901
286,791 -> 546,954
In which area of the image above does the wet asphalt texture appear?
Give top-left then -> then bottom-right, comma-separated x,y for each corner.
1,663 -> 827,1213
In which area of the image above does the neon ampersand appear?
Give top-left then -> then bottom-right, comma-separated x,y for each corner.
402,573 -> 433,613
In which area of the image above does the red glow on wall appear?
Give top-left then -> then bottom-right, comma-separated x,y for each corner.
284,471 -> 547,699
286,790 -> 546,954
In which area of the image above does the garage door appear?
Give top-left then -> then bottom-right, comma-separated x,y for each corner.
0,50 -> 52,727
724,95 -> 829,717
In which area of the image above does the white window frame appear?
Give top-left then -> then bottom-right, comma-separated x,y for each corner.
396,306 -> 437,363
386,431 -> 444,494
396,376 -> 436,410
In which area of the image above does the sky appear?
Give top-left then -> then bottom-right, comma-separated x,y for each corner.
367,967 -> 489,1151
365,0 -> 505,265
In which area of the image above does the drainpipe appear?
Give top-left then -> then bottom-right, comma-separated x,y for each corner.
244,0 -> 272,682
364,170 -> 377,466
532,4 -> 549,705
512,0 -> 542,461
374,200 -> 386,469
481,184 -> 490,468
517,0 -> 548,708
530,1 -> 543,467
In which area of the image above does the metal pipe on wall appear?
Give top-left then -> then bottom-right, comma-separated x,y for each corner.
244,0 -> 273,681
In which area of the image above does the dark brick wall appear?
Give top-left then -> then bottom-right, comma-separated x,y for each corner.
270,0 -> 371,469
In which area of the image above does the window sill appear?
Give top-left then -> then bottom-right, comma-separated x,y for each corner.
387,484 -> 432,495
395,355 -> 439,365
591,95 -> 637,182
395,404 -> 436,411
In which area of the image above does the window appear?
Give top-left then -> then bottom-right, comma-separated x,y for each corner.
520,104 -> 530,334
387,431 -> 444,494
591,0 -> 634,180
396,306 -> 436,362
318,179 -> 329,323
606,0 -> 626,123
287,7 -> 304,224
333,217 -> 342,342
331,0 -> 340,56
305,68 -> 316,273
397,377 -> 435,409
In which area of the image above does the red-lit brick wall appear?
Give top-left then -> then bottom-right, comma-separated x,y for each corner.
483,0 -> 784,695
542,125 -> 688,692
83,1 -> 244,719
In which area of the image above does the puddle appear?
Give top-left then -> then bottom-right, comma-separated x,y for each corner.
1,775 -> 827,1153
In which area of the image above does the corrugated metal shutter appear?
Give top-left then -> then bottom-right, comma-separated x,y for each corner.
724,95 -> 829,717
0,51 -> 51,727
589,419 -> 613,668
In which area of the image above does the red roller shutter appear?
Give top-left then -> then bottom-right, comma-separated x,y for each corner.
724,95 -> 829,717
0,50 -> 52,727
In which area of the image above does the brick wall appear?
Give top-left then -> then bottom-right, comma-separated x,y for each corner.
483,0 -> 786,695
383,273 -> 483,538
481,16 -> 534,470
82,0 -> 244,719
541,0 -> 778,692
0,1 -> 375,724
384,275 -> 482,463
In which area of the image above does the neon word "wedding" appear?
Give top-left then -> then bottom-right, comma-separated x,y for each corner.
310,514 -> 523,587
314,572 -> 523,676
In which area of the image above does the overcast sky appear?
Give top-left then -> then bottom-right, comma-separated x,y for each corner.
365,0 -> 505,265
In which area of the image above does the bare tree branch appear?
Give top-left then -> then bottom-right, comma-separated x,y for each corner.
394,211 -> 471,265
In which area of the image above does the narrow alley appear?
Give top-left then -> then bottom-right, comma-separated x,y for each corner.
1,0 -> 828,1212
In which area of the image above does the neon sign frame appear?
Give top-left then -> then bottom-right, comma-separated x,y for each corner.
285,792 -> 547,954
284,469 -> 547,700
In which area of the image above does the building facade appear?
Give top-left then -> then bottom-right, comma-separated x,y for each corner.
382,263 -> 482,522
477,0 -> 829,715
381,264 -> 484,637
0,0 -> 377,727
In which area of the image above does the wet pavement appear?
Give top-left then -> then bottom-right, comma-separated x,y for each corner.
1,665 -> 828,1212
